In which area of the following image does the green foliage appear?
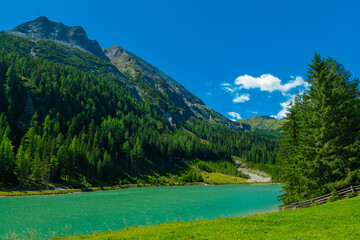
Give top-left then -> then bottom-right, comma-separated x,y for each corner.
0,33 -> 279,188
279,54 -> 360,204
328,190 -> 340,203
0,113 -> 17,186
347,191 -> 357,199
32,39 -> 116,77
180,170 -> 203,183
182,118 -> 278,167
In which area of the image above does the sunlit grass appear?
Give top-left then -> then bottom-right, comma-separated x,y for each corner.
201,172 -> 247,184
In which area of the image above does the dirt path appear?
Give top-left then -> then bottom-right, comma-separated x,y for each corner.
235,160 -> 271,183
237,167 -> 271,183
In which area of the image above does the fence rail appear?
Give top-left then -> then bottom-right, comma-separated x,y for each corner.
279,185 -> 360,211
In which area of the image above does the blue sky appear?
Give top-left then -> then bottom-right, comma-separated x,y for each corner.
1,0 -> 359,119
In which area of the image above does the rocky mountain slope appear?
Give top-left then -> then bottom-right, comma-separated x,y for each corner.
6,16 -> 108,61
5,17 -> 249,131
103,45 -> 248,130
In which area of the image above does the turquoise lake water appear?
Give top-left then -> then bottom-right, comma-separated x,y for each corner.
0,184 -> 282,239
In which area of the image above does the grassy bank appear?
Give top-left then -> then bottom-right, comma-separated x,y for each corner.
202,172 -> 247,184
60,196 -> 360,240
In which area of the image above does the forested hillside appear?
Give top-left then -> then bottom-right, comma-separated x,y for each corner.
0,32 -> 279,188
238,115 -> 286,137
278,54 -> 360,204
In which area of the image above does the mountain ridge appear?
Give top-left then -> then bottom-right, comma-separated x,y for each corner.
6,16 -> 109,61
5,16 -> 249,131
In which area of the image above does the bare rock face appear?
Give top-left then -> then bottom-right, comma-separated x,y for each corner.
6,16 -> 108,60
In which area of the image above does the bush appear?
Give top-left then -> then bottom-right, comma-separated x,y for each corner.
347,192 -> 357,199
81,176 -> 91,188
328,190 -> 340,203
119,178 -> 130,185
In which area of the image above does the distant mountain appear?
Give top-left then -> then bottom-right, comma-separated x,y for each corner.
6,16 -> 108,60
5,17 -> 249,131
238,115 -> 286,136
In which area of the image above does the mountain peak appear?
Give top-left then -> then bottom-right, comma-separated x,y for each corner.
35,16 -> 50,22
6,17 -> 108,60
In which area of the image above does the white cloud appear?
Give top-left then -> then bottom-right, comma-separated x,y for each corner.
206,90 -> 213,97
224,87 -> 235,93
220,83 -> 242,93
246,109 -> 258,114
271,95 -> 295,119
228,112 -> 242,121
233,93 -> 250,103
235,74 -> 308,93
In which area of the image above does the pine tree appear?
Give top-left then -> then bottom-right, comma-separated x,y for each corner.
0,114 -> 18,185
279,54 -> 360,203
15,145 -> 31,182
32,153 -> 43,182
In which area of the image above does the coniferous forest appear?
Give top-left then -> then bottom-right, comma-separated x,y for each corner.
0,33 -> 278,188
278,54 -> 360,204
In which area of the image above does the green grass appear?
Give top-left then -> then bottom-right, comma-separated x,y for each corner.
238,115 -> 285,130
60,196 -> 360,240
0,186 -> 127,197
202,172 -> 247,184
238,115 -> 286,137
0,189 -> 82,197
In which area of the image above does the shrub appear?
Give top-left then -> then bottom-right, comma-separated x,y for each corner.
347,192 -> 357,199
328,190 -> 340,203
81,176 -> 91,188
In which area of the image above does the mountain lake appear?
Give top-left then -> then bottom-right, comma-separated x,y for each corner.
0,184 -> 282,239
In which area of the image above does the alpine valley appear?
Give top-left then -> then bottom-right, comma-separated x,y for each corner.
0,17 -> 280,189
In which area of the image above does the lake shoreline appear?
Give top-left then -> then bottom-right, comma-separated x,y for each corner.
0,181 -> 282,197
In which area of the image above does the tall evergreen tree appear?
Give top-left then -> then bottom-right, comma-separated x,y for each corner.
279,54 -> 360,204
0,113 -> 18,185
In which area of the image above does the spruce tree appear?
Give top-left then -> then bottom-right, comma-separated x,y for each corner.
279,54 -> 360,203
